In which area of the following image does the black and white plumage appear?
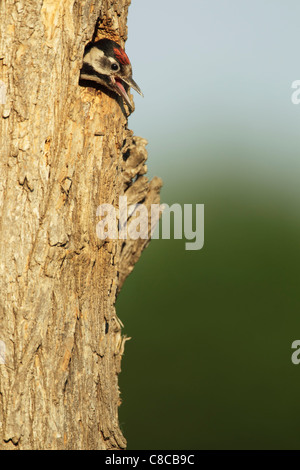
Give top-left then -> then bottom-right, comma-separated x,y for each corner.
80,38 -> 143,109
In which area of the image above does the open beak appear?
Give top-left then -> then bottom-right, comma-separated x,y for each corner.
110,75 -> 143,109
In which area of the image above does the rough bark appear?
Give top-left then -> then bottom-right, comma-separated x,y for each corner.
0,0 -> 161,450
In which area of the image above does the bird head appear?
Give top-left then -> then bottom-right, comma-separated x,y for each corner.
80,38 -> 143,109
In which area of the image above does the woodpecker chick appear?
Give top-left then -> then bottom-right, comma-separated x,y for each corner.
80,38 -> 143,109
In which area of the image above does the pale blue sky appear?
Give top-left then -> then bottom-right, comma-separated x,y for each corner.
126,0 -> 300,198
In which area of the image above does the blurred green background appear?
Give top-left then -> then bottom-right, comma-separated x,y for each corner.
116,0 -> 300,449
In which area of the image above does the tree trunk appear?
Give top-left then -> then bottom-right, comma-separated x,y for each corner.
0,0 -> 161,450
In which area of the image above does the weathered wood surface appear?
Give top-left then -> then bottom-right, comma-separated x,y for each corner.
0,0 -> 161,449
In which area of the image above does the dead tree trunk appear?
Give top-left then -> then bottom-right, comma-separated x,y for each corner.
0,0 -> 161,450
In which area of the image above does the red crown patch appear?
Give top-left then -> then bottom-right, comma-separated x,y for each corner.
113,47 -> 130,65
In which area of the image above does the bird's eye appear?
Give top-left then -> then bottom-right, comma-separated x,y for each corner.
111,63 -> 119,71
